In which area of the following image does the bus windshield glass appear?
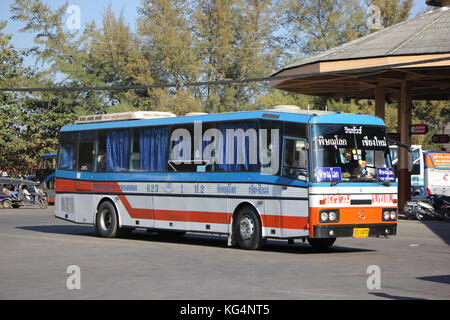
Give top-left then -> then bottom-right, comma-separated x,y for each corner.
311,124 -> 394,183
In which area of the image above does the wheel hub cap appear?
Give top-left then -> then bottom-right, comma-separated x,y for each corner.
239,216 -> 255,241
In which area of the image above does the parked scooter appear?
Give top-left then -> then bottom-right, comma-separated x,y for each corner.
404,194 -> 450,221
404,200 -> 437,221
431,194 -> 450,222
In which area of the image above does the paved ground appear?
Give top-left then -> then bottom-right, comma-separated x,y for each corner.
0,207 -> 449,300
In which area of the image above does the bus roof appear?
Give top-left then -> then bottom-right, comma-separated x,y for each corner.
60,109 -> 385,132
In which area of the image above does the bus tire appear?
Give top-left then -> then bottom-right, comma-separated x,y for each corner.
307,237 -> 336,250
95,201 -> 120,238
233,205 -> 265,250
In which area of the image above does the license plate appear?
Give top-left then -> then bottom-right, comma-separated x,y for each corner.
353,228 -> 369,238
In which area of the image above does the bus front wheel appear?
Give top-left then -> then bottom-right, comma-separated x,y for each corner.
95,201 -> 120,238
233,206 -> 265,250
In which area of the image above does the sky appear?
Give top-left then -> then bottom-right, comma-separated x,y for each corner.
0,0 -> 429,68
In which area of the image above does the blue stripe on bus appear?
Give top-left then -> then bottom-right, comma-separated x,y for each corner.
55,170 -> 307,186
55,170 -> 396,188
310,113 -> 385,126
60,110 -> 385,132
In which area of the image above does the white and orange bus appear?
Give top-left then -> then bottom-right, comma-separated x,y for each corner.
55,107 -> 398,250
424,151 -> 450,196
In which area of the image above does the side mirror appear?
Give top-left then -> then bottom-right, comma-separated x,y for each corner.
407,151 -> 413,173
296,140 -> 307,169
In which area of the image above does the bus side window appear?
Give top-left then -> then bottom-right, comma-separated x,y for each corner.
95,131 -> 107,172
169,125 -> 195,172
259,120 -> 281,175
78,131 -> 95,172
139,127 -> 169,172
129,128 -> 141,171
58,132 -> 78,171
283,139 -> 308,180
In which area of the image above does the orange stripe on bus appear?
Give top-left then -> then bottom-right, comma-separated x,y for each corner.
55,178 -> 77,192
119,194 -> 231,224
261,215 -> 308,230
57,179 -> 309,230
119,194 -> 308,229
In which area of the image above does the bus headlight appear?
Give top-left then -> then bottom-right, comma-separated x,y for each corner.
390,211 -> 397,220
328,211 -> 337,221
320,212 -> 329,223
319,209 -> 339,223
382,208 -> 397,221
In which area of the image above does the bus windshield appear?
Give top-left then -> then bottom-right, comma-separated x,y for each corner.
311,124 -> 393,183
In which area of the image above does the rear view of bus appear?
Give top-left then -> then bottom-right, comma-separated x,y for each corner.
54,109 -> 396,250
424,151 -> 450,196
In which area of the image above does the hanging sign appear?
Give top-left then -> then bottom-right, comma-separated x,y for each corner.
410,124 -> 428,135
431,134 -> 450,144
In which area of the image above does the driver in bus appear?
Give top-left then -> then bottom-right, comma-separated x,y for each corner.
353,160 -> 373,178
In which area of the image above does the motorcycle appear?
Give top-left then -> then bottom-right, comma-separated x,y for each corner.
404,194 -> 450,221
403,200 -> 437,221
431,194 -> 450,222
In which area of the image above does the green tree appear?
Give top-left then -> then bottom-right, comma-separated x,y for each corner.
366,0 -> 413,29
282,0 -> 367,56
134,0 -> 201,115
192,0 -> 281,113
0,20 -> 76,175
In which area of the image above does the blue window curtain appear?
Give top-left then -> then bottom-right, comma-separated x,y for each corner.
58,143 -> 77,170
140,127 -> 169,171
218,122 -> 258,172
106,130 -> 130,172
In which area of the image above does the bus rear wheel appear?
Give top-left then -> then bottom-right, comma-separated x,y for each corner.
233,206 -> 265,250
95,201 -> 120,238
307,238 -> 336,250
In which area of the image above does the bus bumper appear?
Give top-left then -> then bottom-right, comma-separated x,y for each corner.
312,223 -> 397,238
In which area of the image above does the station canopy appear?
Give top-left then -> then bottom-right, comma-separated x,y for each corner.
270,6 -> 450,101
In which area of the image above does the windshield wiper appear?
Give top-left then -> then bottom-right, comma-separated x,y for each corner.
376,180 -> 391,186
330,180 -> 344,186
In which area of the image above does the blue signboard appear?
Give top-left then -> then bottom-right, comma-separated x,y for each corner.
377,168 -> 395,181
316,167 -> 342,182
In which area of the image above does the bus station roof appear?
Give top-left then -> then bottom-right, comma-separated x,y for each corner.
270,6 -> 450,101
271,2 -> 450,209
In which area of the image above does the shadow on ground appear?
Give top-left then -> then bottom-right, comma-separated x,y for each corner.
416,274 -> 450,285
422,220 -> 450,246
16,225 -> 375,255
368,292 -> 427,300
